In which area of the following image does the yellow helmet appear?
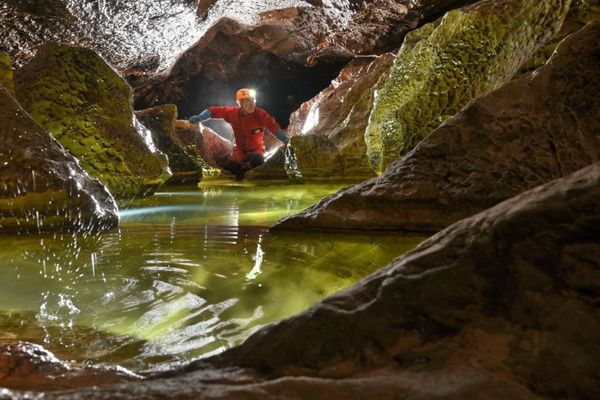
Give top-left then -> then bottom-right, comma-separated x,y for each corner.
236,88 -> 257,104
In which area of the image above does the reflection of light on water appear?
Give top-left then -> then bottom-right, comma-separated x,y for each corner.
246,235 -> 264,281
119,205 -> 199,218
0,183 -> 424,373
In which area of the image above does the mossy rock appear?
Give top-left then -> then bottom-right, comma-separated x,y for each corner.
136,104 -> 201,184
0,85 -> 118,233
517,0 -> 600,76
14,44 -> 171,198
365,0 -> 572,174
288,135 -> 344,180
0,52 -> 14,95
286,54 -> 395,180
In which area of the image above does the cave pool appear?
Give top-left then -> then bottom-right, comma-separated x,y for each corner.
0,181 -> 425,374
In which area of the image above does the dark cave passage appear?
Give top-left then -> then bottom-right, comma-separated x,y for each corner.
173,54 -> 348,129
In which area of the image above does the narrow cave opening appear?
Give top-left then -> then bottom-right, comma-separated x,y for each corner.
174,52 -> 348,129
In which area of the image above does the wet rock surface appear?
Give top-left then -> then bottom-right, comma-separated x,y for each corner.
136,105 -> 201,184
0,86 -> 118,234
0,341 -> 139,391
365,0 -> 572,174
0,52 -> 15,95
244,146 -> 289,180
516,0 -> 600,77
14,161 -> 599,400
276,19 -> 600,232
286,54 -> 395,179
14,44 -> 171,198
0,0 -> 202,73
174,121 -> 234,179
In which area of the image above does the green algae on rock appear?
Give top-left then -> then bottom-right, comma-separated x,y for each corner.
14,44 -> 171,198
0,52 -> 15,96
0,86 -> 118,233
365,0 -> 572,174
275,20 -> 600,233
135,104 -> 201,184
285,54 -> 395,180
516,0 -> 600,77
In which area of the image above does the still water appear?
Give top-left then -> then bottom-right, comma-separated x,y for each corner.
0,181 -> 424,374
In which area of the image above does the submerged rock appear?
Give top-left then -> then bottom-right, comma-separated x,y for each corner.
29,163 -> 600,400
365,0 -> 572,174
14,44 -> 171,198
0,52 -> 14,96
275,20 -> 600,232
136,105 -> 201,184
0,341 -> 139,391
287,54 -> 395,179
0,86 -> 118,234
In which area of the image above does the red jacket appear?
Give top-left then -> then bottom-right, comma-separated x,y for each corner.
208,106 -> 281,154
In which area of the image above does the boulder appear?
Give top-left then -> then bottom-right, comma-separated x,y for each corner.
29,162 -> 600,399
14,44 -> 171,198
136,105 -> 201,184
0,86 -> 118,234
275,20 -> 600,232
0,341 -> 139,391
286,54 -> 395,179
219,162 -> 600,400
244,146 -> 290,181
0,52 -> 14,95
365,0 -> 572,174
516,0 -> 600,77
174,120 -> 233,179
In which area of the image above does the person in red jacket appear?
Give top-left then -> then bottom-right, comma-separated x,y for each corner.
189,88 -> 289,180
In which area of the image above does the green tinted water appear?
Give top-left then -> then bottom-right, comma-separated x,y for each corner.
0,181 -> 424,373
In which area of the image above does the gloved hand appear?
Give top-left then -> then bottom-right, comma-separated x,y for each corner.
274,129 -> 289,145
188,109 -> 212,124
189,114 -> 203,123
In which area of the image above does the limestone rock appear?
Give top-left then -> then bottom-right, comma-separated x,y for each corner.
275,20 -> 600,232
308,0 -> 478,64
287,54 -> 395,179
136,105 -> 201,184
174,120 -> 234,179
289,135 -> 344,180
197,0 -> 217,20
517,0 -> 600,77
135,0 -> 481,123
0,0 -> 80,68
14,44 -> 171,198
0,52 -> 14,95
0,341 -> 139,391
0,86 -> 118,234
0,0 -> 202,74
33,162 -> 600,399
365,0 -> 572,174
220,162 -> 600,400
244,146 -> 289,180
